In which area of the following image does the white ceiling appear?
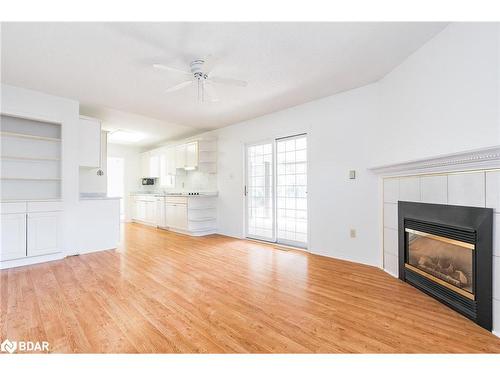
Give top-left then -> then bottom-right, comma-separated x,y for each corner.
1,22 -> 447,143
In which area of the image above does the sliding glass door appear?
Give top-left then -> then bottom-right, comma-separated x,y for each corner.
245,134 -> 307,248
245,141 -> 275,242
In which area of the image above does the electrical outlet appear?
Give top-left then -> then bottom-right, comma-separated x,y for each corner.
349,170 -> 356,179
350,229 -> 356,238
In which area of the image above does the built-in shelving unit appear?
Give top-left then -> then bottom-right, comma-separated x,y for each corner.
1,114 -> 62,200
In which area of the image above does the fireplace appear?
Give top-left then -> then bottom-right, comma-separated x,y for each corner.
398,201 -> 493,330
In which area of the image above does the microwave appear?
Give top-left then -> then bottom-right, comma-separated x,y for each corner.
142,178 -> 156,185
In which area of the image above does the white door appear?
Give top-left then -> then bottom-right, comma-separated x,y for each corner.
245,141 -> 275,242
27,211 -> 60,257
276,135 -> 308,248
149,154 -> 160,178
136,200 -> 146,221
156,198 -> 166,227
0,213 -> 27,261
78,118 -> 101,168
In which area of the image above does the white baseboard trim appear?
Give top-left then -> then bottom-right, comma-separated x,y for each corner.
0,252 -> 64,270
383,267 -> 399,279
492,330 -> 500,338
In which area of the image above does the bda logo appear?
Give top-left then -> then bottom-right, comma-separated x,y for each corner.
1,339 -> 17,354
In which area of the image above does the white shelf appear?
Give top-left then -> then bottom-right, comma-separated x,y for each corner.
0,131 -> 61,142
1,155 -> 61,161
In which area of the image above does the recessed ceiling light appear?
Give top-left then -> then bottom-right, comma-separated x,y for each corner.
108,129 -> 146,144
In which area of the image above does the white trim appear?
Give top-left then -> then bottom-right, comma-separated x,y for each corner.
369,145 -> 500,176
493,330 -> 500,339
0,252 -> 64,270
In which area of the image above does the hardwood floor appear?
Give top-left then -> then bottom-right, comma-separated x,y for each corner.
1,223 -> 500,353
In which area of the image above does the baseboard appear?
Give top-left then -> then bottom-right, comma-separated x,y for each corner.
383,267 -> 399,278
493,330 -> 500,338
0,252 -> 64,270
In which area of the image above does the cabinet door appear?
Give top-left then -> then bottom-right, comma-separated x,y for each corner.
136,201 -> 146,221
156,199 -> 166,227
166,147 -> 177,176
166,204 -> 187,230
175,144 -> 186,169
141,152 -> 150,177
79,118 -> 101,168
149,154 -> 160,178
1,213 -> 27,261
27,212 -> 60,257
185,142 -> 198,169
145,201 -> 156,224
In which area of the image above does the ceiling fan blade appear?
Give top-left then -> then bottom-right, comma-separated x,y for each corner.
165,80 -> 193,93
203,82 -> 219,102
209,75 -> 248,87
153,64 -> 192,78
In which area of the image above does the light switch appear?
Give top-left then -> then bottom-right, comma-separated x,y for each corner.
349,170 -> 356,179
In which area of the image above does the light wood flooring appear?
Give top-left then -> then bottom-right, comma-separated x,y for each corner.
1,223 -> 499,353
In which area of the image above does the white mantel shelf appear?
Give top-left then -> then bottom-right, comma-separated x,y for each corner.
369,145 -> 500,176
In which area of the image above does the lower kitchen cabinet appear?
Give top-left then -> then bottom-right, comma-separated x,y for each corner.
165,200 -> 188,231
1,213 -> 27,261
27,211 -> 61,257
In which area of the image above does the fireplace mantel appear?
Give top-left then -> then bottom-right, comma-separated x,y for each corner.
369,145 -> 500,176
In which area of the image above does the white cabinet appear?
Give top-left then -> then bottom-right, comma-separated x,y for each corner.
145,200 -> 156,224
175,144 -> 187,169
78,117 -> 101,168
175,141 -> 198,170
156,197 -> 166,227
166,202 -> 188,230
27,212 -> 60,257
141,152 -> 150,178
159,147 -> 176,188
185,142 -> 198,169
131,195 -> 156,226
141,152 -> 160,178
1,213 -> 27,261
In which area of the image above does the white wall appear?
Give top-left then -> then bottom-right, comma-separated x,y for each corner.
1,84 -> 80,254
107,143 -> 142,222
376,22 -> 500,165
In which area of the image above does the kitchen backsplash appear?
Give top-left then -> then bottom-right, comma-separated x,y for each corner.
137,170 -> 217,193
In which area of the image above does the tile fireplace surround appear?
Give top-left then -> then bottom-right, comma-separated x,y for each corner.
370,145 -> 500,337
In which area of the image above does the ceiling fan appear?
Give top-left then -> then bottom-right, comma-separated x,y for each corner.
153,56 -> 247,103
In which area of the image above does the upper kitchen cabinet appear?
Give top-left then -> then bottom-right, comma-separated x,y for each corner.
78,116 -> 101,168
141,151 -> 160,178
174,140 -> 216,172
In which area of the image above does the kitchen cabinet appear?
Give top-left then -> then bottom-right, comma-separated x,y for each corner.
141,152 -> 160,178
159,147 -> 176,188
1,213 -> 27,261
131,195 -> 156,225
78,116 -> 102,168
175,144 -> 187,169
185,142 -> 198,169
156,197 -> 166,227
27,211 -> 61,257
166,200 -> 188,231
175,141 -> 198,170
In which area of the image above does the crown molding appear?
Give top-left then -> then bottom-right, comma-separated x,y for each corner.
369,145 -> 500,176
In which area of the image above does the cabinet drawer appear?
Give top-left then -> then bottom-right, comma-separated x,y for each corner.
27,201 -> 63,212
165,196 -> 187,204
1,202 -> 27,214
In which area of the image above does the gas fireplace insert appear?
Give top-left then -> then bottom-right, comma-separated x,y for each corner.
398,201 -> 493,330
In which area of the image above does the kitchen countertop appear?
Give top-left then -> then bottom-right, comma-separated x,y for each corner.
131,192 -> 218,197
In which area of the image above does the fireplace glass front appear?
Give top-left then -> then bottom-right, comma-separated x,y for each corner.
405,228 -> 474,298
